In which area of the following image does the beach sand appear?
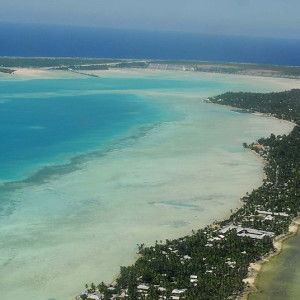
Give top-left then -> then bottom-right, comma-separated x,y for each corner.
5,67 -> 84,79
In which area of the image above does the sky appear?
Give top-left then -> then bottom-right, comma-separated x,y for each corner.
1,0 -> 300,39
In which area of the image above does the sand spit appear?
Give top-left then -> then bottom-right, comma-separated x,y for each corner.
9,67 -> 84,79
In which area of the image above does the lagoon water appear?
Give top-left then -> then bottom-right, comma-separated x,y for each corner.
0,70 -> 295,300
249,230 -> 300,300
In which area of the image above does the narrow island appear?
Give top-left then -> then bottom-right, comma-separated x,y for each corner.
78,89 -> 300,300
1,56 -> 300,79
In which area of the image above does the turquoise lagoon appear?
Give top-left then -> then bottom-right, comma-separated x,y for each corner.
0,70 -> 295,300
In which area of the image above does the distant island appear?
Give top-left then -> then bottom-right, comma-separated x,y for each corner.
77,89 -> 300,299
1,56 -> 300,79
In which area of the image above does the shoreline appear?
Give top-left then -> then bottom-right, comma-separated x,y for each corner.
207,99 -> 298,300
206,91 -> 300,300
205,99 -> 298,132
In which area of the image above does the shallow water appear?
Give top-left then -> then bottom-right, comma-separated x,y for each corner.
0,70 -> 295,300
250,231 -> 300,300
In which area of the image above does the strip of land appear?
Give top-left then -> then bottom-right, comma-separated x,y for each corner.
1,56 -> 300,79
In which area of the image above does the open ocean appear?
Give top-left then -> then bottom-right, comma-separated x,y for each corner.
1,22 -> 300,66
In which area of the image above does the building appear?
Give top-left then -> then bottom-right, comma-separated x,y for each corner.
219,224 -> 275,240
257,210 -> 289,217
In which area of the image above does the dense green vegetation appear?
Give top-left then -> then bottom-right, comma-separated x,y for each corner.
0,57 -> 121,68
210,89 -> 300,232
80,90 -> 300,300
52,65 -> 109,71
151,61 -> 300,78
0,56 -> 148,70
51,61 -> 148,71
112,61 -> 149,68
195,63 -> 300,77
212,90 -> 300,123
0,67 -> 15,74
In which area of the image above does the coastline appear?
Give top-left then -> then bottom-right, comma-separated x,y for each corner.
207,100 -> 298,300
252,112 -> 298,128
204,100 -> 298,131
206,90 -> 300,300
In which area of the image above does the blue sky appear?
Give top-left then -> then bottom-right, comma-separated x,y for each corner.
1,0 -> 300,39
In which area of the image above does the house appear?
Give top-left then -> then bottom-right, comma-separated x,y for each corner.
137,284 -> 149,293
119,289 -> 128,298
265,215 -> 274,221
172,288 -> 187,294
253,143 -> 264,149
219,224 -> 275,240
257,210 -> 289,217
170,289 -> 187,299
183,255 -> 191,260
87,294 -> 101,300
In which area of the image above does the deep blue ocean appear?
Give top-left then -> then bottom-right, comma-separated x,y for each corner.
1,22 -> 300,66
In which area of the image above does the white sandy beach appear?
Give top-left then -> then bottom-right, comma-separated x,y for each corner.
3,67 -> 83,79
